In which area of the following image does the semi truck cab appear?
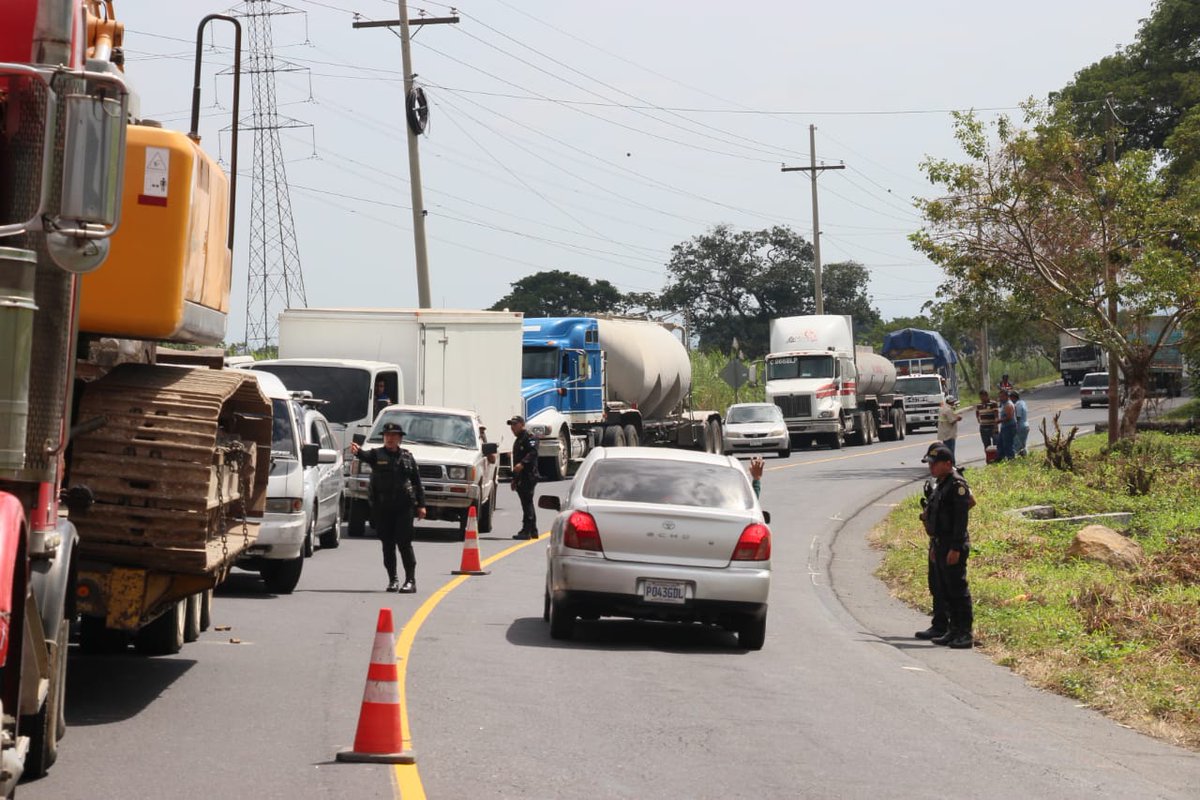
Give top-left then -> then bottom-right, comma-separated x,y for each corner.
764,350 -> 855,437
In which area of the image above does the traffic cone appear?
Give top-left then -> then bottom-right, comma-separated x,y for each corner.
336,608 -> 415,764
452,505 -> 490,575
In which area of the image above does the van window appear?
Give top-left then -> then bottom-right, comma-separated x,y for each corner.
271,399 -> 298,457
253,365 -> 371,425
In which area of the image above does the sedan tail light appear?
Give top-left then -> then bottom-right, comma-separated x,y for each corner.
564,511 -> 602,552
731,523 -> 771,561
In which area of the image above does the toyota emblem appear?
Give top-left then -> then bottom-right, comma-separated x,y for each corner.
662,521 -> 676,530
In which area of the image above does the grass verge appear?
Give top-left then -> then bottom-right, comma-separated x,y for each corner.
871,431 -> 1200,749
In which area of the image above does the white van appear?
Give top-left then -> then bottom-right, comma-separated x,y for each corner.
236,370 -> 319,593
243,358 -> 403,458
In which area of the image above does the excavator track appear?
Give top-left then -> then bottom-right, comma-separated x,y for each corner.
70,364 -> 271,574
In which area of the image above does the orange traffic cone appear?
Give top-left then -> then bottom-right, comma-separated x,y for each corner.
452,505 -> 491,575
336,608 -> 415,764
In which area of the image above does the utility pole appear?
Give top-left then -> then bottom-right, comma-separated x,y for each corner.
352,4 -> 459,308
1104,93 -> 1120,443
782,125 -> 844,315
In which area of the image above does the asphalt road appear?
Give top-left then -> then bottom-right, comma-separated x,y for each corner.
25,384 -> 1200,799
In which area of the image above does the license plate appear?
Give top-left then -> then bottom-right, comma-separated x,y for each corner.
643,579 -> 687,604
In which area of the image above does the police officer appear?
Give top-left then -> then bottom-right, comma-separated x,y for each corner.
351,422 -> 426,592
919,444 -> 974,648
508,415 -> 539,539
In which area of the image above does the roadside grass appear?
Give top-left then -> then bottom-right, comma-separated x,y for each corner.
871,431 -> 1200,749
689,350 -> 764,411
1165,397 -> 1200,420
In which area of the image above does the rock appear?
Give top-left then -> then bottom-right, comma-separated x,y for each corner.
1066,525 -> 1144,570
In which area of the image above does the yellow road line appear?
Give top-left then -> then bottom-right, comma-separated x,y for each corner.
393,534 -> 546,799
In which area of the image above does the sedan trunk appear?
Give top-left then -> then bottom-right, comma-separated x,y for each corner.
583,501 -> 751,569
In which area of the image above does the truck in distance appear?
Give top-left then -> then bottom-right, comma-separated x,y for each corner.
765,315 -> 907,449
881,328 -> 959,434
1059,328 -> 1107,386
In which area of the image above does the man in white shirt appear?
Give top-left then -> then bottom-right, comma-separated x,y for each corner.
937,395 -> 963,459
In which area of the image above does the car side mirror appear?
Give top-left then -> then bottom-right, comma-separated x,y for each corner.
537,495 -> 561,511
762,510 -> 771,525
318,448 -> 338,465
301,443 -> 320,468
482,442 -> 499,457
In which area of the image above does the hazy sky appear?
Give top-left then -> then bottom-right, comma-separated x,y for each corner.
118,0 -> 1155,343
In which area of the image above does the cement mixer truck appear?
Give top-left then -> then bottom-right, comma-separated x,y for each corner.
521,317 -> 723,479
765,315 -> 907,449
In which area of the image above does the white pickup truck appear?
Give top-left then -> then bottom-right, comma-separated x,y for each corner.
347,404 -> 500,537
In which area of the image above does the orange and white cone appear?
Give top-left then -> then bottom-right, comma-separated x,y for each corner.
336,608 -> 415,764
452,505 -> 490,575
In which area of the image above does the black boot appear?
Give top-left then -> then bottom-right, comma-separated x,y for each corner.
915,625 -> 948,640
946,632 -> 974,649
386,577 -> 400,592
399,577 -> 416,593
931,631 -> 957,646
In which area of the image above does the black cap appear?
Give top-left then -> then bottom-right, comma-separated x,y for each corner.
381,422 -> 404,435
922,443 -> 954,464
506,415 -> 525,425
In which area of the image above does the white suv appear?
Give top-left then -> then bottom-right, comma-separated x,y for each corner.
297,400 -> 344,552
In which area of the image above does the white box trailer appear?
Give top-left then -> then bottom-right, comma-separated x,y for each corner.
277,308 -> 524,461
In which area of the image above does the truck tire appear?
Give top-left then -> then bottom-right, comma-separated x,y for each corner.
896,411 -> 907,439
134,600 -> 186,656
262,555 -> 304,594
184,593 -> 202,643
707,419 -> 723,455
479,488 -> 495,534
847,415 -> 866,446
829,419 -> 844,450
540,430 -> 569,481
601,425 -> 626,447
865,414 -> 876,445
199,588 -> 214,632
22,617 -> 68,778
348,499 -> 370,537
622,424 -> 639,447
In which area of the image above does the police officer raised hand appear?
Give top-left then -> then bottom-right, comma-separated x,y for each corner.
353,421 -> 426,592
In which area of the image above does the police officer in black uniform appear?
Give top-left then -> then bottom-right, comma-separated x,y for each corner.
920,444 -> 974,648
508,415 -> 539,539
351,422 -> 426,592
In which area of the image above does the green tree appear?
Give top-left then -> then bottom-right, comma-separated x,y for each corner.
489,270 -> 629,317
913,106 -> 1200,439
658,224 -> 879,355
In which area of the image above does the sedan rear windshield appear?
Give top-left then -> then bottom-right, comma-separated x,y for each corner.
1082,373 -> 1109,387
581,459 -> 754,510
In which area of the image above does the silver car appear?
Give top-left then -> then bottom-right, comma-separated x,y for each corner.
722,402 -> 791,458
540,448 -> 772,650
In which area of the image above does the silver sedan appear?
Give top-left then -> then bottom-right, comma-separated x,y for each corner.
540,447 -> 772,649
723,402 -> 791,458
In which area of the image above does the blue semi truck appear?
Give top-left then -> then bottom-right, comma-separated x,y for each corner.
521,317 -> 723,479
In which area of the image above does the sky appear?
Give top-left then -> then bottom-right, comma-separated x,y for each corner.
116,0 -> 1157,345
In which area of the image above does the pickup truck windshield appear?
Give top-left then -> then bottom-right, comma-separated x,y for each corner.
896,377 -> 942,396
252,365 -> 371,425
370,410 -> 477,449
766,355 -> 833,381
523,347 -> 560,380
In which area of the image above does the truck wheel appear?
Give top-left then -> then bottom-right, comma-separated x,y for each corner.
540,430 -> 569,481
896,412 -> 907,440
22,617 -> 68,778
319,498 -> 342,549
479,487 -> 496,533
623,424 -> 639,447
348,499 -> 370,537
134,600 -> 186,656
184,593 -> 202,643
708,419 -> 723,455
601,425 -> 626,447
262,555 -> 304,594
829,420 -> 844,450
199,588 -> 214,632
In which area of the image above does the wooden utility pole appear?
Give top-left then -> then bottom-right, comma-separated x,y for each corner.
352,5 -> 459,308
1104,93 -> 1120,443
782,125 -> 844,315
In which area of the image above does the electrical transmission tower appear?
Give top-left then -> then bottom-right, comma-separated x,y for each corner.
234,0 -> 311,351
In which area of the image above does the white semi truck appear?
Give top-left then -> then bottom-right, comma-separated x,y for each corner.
1059,329 -> 1107,386
765,315 -> 907,448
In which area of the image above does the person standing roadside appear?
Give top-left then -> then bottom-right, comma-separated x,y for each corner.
975,390 -> 998,451
997,389 -> 1017,461
936,395 -> 963,460
508,415 -> 540,539
1012,390 -> 1030,456
351,422 -> 426,592
921,444 -> 974,648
